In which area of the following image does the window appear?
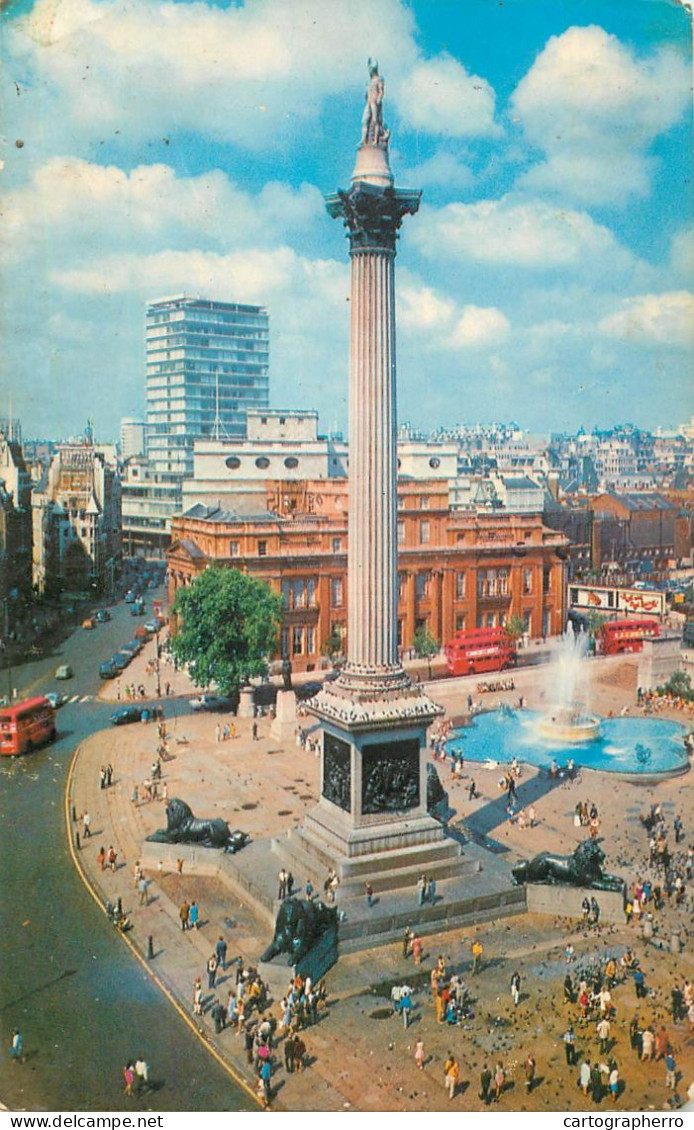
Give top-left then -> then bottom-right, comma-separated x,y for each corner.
255,456 -> 270,469
419,520 -> 430,545
397,619 -> 403,647
306,626 -> 315,654
225,456 -> 241,469
455,613 -> 466,631
397,521 -> 405,546
281,580 -> 291,607
498,568 -> 508,596
429,456 -> 440,469
229,540 -> 240,557
281,627 -> 290,656
307,578 -> 316,606
292,626 -> 303,655
332,537 -> 342,553
542,565 -> 551,595
284,456 -> 299,469
397,572 -> 405,601
420,496 -> 429,510
292,579 -> 306,608
279,417 -> 286,424
486,613 -> 496,628
415,572 -> 430,600
258,540 -> 267,556
523,568 -> 532,595
331,578 -> 343,607
455,571 -> 466,599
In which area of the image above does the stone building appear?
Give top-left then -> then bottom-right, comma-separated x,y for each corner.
168,478 -> 568,673
0,433 -> 33,633
31,442 -> 121,595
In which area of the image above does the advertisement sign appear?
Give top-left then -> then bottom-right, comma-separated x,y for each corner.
569,585 -> 666,618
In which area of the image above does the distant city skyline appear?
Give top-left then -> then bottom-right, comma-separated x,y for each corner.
2,0 -> 692,440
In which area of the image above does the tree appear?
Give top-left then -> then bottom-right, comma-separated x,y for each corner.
413,625 -> 440,680
504,614 -> 526,643
171,567 -> 283,695
321,625 -> 345,667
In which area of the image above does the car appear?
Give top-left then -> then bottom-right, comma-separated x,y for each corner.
95,609 -> 111,623
224,829 -> 250,855
55,664 -> 73,680
126,638 -> 143,654
99,660 -> 118,680
111,653 -> 131,671
189,694 -> 237,712
125,591 -> 135,604
45,691 -> 68,709
144,619 -> 162,634
82,618 -> 95,630
110,706 -> 144,726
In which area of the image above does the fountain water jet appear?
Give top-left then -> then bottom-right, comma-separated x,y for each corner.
537,631 -> 601,743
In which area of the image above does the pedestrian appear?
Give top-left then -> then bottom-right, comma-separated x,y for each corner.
417,874 -> 426,906
134,1058 -> 149,1093
597,1015 -> 611,1055
82,811 -> 91,838
211,1000 -> 226,1034
252,721 -> 258,740
674,814 -> 683,843
278,868 -> 287,900
412,934 -> 422,965
107,845 -> 117,871
293,1034 -> 306,1072
402,925 -> 412,959
106,763 -> 113,787
207,953 -> 218,989
189,901 -> 199,930
123,1063 -> 135,1096
479,1064 -> 492,1104
428,877 -> 437,904
284,1033 -> 295,1074
472,938 -> 484,974
493,1061 -> 505,1102
9,1029 -> 23,1063
176,857 -> 184,875
305,878 -> 314,901
468,779 -> 477,801
524,1054 -> 536,1094
414,1039 -> 425,1070
97,846 -> 106,871
665,1051 -> 677,1090
215,935 -> 228,971
286,872 -> 294,896
193,979 -> 204,1016
364,881 -> 374,907
215,724 -> 221,743
609,1063 -> 619,1103
579,1060 -> 591,1096
259,1057 -> 272,1107
400,988 -> 412,1029
179,900 -> 190,931
443,1052 -> 460,1100
563,1025 -> 577,1065
510,970 -> 521,1006
137,876 -> 149,906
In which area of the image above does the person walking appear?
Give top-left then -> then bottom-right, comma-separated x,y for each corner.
524,1054 -> 536,1094
417,874 -> 426,906
107,845 -> 117,871
278,869 -> 287,900
123,1063 -> 135,1096
9,1030 -> 23,1063
193,979 -> 204,1016
428,877 -> 437,904
137,876 -> 149,906
414,1039 -> 425,1070
412,934 -> 422,966
493,1061 -> 505,1102
479,1064 -> 492,1105
82,811 -> 91,839
597,1015 -> 611,1055
364,881 -> 374,908
134,1058 -> 149,1094
665,1051 -> 677,1090
215,935 -> 228,971
189,901 -> 199,930
563,1025 -> 577,1066
179,900 -> 190,931
97,846 -> 106,871
402,926 -> 412,959
609,1064 -> 619,1102
207,953 -> 218,990
472,938 -> 484,974
252,721 -> 258,741
400,988 -> 413,1029
579,1060 -> 591,1097
444,1052 -> 460,1100
510,971 -> 521,1007
283,1033 -> 295,1075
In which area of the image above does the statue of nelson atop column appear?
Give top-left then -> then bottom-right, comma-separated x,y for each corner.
360,58 -> 389,146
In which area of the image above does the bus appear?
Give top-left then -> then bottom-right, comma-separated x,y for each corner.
444,627 -> 517,677
598,619 -> 660,657
0,696 -> 57,757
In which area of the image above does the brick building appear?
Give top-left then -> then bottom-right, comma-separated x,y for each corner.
168,479 -> 569,673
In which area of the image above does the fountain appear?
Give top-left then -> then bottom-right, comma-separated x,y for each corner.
537,631 -> 601,743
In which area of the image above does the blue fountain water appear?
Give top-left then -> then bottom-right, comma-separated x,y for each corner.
445,710 -> 689,776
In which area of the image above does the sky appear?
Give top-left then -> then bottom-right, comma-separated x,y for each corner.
1,0 -> 692,441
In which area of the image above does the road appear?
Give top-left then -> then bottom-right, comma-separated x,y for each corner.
0,591 -> 250,1111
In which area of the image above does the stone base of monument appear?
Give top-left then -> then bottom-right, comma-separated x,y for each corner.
238,686 -> 255,718
525,883 -> 625,924
269,689 -> 297,743
258,929 -> 338,994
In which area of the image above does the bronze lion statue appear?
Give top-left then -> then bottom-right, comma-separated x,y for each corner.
511,838 -> 625,892
146,797 -> 233,849
260,896 -> 338,965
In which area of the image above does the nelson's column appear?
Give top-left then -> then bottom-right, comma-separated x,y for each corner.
294,62 -> 461,883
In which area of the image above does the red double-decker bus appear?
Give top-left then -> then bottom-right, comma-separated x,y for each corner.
445,627 -> 517,677
0,696 -> 57,757
598,618 -> 660,656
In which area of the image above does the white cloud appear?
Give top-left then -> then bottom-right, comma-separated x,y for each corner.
451,305 -> 510,348
412,196 -> 636,272
511,25 -> 690,204
395,52 -> 498,138
398,284 -> 456,331
599,292 -> 694,349
403,151 -> 474,192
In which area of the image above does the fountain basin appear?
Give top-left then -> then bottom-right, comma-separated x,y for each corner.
537,708 -> 601,744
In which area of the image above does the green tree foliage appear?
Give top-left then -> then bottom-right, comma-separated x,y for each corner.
321,625 -> 345,665
656,670 -> 693,702
171,567 -> 282,694
413,625 -> 439,679
503,614 -> 526,641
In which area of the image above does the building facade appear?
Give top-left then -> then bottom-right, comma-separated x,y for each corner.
168,479 -> 568,673
145,296 -> 270,479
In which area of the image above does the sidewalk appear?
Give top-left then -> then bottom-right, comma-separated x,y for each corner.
67,660 -> 694,1113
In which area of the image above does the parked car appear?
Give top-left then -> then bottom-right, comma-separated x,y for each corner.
125,591 -> 135,604
144,619 -> 162,634
131,599 -> 145,617
126,638 -> 143,654
111,653 -> 131,672
95,609 -> 111,623
82,618 -> 95,630
110,706 -> 144,726
189,694 -> 237,712
45,691 -> 68,709
55,664 -> 73,680
99,660 -> 118,680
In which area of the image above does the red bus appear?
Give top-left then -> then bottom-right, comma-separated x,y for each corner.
0,696 -> 57,757
598,618 -> 660,656
445,627 -> 517,677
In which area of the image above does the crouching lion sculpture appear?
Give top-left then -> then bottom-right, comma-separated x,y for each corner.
146,797 -> 232,849
511,838 -> 625,892
260,897 -> 338,966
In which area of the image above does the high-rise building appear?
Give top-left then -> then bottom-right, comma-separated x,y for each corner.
120,418 -> 146,461
145,296 -> 270,479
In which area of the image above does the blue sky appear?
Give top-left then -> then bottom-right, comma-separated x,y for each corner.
1,0 -> 692,440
